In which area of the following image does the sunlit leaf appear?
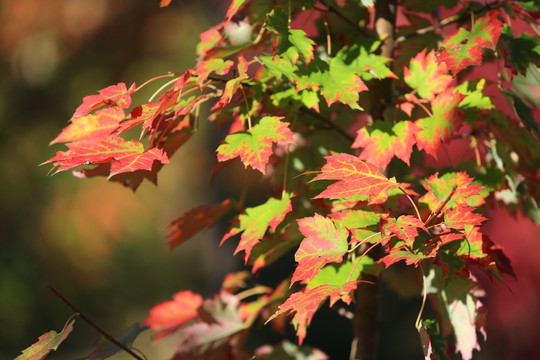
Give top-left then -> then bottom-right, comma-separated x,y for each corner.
15,318 -> 75,360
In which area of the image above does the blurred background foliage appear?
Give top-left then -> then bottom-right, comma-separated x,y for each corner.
0,0 -> 243,358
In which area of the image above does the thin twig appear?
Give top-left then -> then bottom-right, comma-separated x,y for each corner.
400,187 -> 422,221
48,285 -> 144,360
300,107 -> 355,143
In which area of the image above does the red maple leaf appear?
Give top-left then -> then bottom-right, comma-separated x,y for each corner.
444,204 -> 487,230
144,290 -> 203,341
168,199 -> 234,251
268,281 -> 357,344
44,137 -> 168,175
50,107 -> 124,145
436,10 -> 503,75
72,83 -> 135,118
291,214 -> 349,284
216,116 -> 295,174
311,153 -> 403,204
352,120 -> 419,169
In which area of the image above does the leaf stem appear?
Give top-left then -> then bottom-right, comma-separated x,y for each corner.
424,185 -> 457,226
135,73 -> 176,95
47,285 -> 145,360
400,187 -> 422,221
415,264 -> 428,331
346,242 -> 379,283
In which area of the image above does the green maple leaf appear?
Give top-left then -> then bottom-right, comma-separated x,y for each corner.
297,57 -> 367,109
437,10 -> 503,75
415,88 -> 465,157
352,120 -> 419,168
404,49 -> 453,100
216,116 -> 295,174
222,193 -> 293,260
15,318 -> 75,360
291,214 -> 349,284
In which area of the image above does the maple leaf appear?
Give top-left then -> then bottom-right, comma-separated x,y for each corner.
50,107 -> 124,145
15,318 -> 75,360
194,58 -> 234,87
381,215 -> 427,247
311,153 -> 402,204
352,120 -> 419,168
415,88 -> 466,157
404,49 -> 453,100
296,58 -> 368,109
437,10 -> 503,75
175,291 -> 247,357
221,193 -> 293,260
85,323 -> 147,360
225,0 -> 248,23
444,205 -> 487,230
268,281 -> 358,344
291,214 -> 349,284
420,172 -> 486,211
379,249 -> 427,267
168,199 -> 234,251
216,116 -> 295,174
144,290 -> 203,341
160,0 -> 172,7
72,83 -> 135,118
211,55 -> 249,110
45,137 -> 169,176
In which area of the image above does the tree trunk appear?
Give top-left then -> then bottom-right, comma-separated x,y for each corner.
350,1 -> 397,359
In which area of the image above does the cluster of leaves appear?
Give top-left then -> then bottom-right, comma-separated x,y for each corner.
21,0 -> 540,359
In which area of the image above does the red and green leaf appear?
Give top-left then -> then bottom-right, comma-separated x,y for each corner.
15,318 -> 75,360
291,214 -> 349,284
381,215 -> 427,246
415,88 -> 466,157
168,199 -> 234,251
437,10 -> 503,75
420,172 -> 486,211
222,193 -> 293,260
352,120 -> 419,168
404,49 -> 453,100
145,290 -> 203,341
311,153 -> 403,204
216,116 -> 295,174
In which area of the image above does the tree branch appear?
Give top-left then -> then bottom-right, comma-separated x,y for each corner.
48,285 -> 144,360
